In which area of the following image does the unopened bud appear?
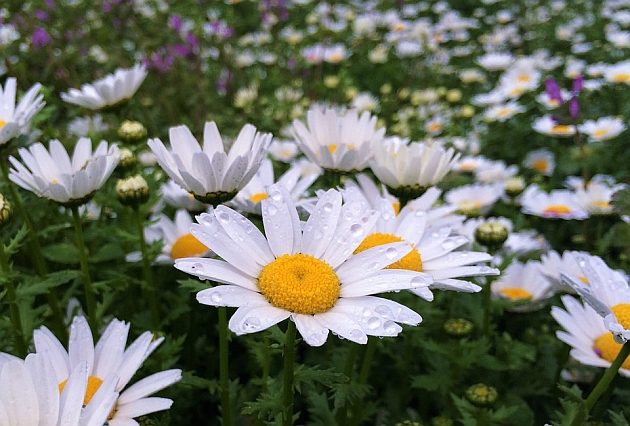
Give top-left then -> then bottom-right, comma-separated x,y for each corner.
475,222 -> 508,248
465,383 -> 498,406
505,176 -> 525,197
444,318 -> 474,337
0,194 -> 11,226
118,148 -> 136,170
118,120 -> 147,143
116,175 -> 149,206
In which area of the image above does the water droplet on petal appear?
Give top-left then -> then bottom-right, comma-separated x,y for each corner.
266,204 -> 278,216
367,317 -> 381,330
322,202 -> 333,213
350,223 -> 363,237
385,246 -> 398,259
211,292 -> 222,303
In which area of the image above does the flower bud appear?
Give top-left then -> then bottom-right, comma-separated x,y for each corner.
0,194 -> 12,226
443,318 -> 474,337
474,222 -> 508,248
118,148 -> 136,170
116,175 -> 149,206
431,417 -> 453,426
505,176 -> 525,197
465,383 -> 498,406
118,120 -> 147,143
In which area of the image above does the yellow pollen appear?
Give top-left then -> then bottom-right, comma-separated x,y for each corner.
59,375 -> 103,406
612,304 -> 630,330
327,144 -> 338,154
592,129 -> 609,138
257,254 -> 340,314
543,204 -> 572,216
517,74 -> 531,83
354,233 -> 422,271
498,287 -> 533,301
0,119 -> 5,129
392,200 -> 401,216
579,275 -> 589,284
170,233 -> 208,260
510,87 -> 525,96
428,122 -> 442,133
593,332 -> 630,369
328,52 -> 344,63
531,159 -> 549,173
249,192 -> 269,204
549,99 -> 560,107
612,73 -> 630,83
592,200 -> 611,209
552,124 -> 573,134
496,107 -> 512,118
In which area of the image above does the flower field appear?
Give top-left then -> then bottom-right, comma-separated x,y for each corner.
2,0 -> 630,425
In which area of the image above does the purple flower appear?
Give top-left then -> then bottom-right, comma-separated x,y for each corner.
571,75 -> 583,94
169,15 -> 183,32
32,27 -> 51,48
569,97 -> 580,120
35,10 -> 49,21
545,78 -> 563,104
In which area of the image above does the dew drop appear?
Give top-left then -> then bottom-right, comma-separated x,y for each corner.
266,204 -> 278,216
322,202 -> 333,213
210,293 -> 222,303
350,223 -> 363,237
367,317 -> 381,330
385,246 -> 398,259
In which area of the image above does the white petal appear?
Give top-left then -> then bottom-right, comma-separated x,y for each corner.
118,369 -> 182,404
197,285 -> 265,307
228,304 -> 290,335
293,315 -> 329,347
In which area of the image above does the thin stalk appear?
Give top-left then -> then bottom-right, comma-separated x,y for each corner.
0,241 -> 27,355
584,343 -> 630,412
282,320 -> 297,426
218,306 -> 233,426
358,339 -> 377,385
337,345 -> 360,424
70,206 -> 96,329
132,207 -> 159,328
482,280 -> 493,338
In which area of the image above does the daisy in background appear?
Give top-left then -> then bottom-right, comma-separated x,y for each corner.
483,101 -> 525,122
148,121 -> 272,206
0,353 -> 119,425
474,160 -> 518,185
574,181 -> 625,215
476,52 -> 514,71
445,183 -> 504,216
453,155 -> 490,174
532,115 -> 576,137
456,216 -> 513,248
0,77 -> 45,145
552,295 -> 630,377
8,137 -> 120,206
370,139 -> 460,201
524,148 -> 555,176
520,185 -> 588,220
291,106 -> 385,173
504,230 -> 548,256
67,114 -> 109,137
604,60 -> 630,84
32,315 -> 182,423
61,64 -> 148,110
565,174 -> 617,191
268,139 -> 299,163
492,261 -> 554,309
161,179 -> 207,212
536,89 -> 570,109
176,185 -> 433,346
561,254 -> 630,343
578,117 -> 626,142
231,158 -> 320,215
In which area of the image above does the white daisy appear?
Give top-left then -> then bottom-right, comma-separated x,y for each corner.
67,114 -> 109,137
8,137 -> 120,206
0,77 -> 45,145
175,185 -> 433,346
536,90 -> 570,109
503,231 -> 547,256
268,140 -> 299,163
370,139 -> 460,200
532,115 -> 576,137
0,353 -> 119,426
148,121 -> 272,205
474,160 -> 518,184
552,295 -> 630,377
231,158 -> 320,215
456,216 -> 513,248
561,254 -> 630,343
539,250 -> 593,291
483,101 -> 525,122
61,64 -> 148,110
291,106 -> 385,172
520,185 -> 588,220
476,52 -> 514,71
445,183 -> 504,216
161,179 -> 207,212
33,316 -> 182,424
578,117 -> 626,142
492,261 -> 554,308
453,155 -> 490,174
524,148 -> 555,176
574,182 -> 624,215
604,60 -> 630,85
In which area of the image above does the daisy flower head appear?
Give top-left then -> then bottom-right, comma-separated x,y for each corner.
578,117 -> 626,142
539,250 -> 593,291
492,261 -> 554,310
445,183 -> 504,217
574,181 -> 624,215
474,160 -> 518,184
268,139 -> 299,163
604,60 -> 630,85
0,77 -> 45,145
344,188 -> 498,298
0,352 -> 119,425
476,52 -> 514,71
561,254 -> 630,343
161,179 -> 207,212
291,106 -> 385,173
498,64 -> 541,98
532,115 -> 576,137
32,316 -> 182,424
520,185 -> 588,220
536,89 -> 570,109
231,158 -> 320,215
148,121 -> 272,206
483,101 -> 525,122
370,139 -> 460,202
552,295 -> 630,377
504,230 -> 547,256
453,155 -> 490,174
8,137 -> 120,206
176,184 -> 433,346
524,148 -> 555,176
456,216 -> 513,249
60,64 -> 148,110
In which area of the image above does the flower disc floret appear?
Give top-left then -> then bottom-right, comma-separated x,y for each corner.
354,233 -> 422,271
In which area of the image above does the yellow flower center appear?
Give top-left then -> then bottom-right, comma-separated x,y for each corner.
510,87 -> 525,96
0,119 -> 5,129
498,287 -> 533,301
59,375 -> 103,406
327,144 -> 338,154
592,129 -> 609,138
592,200 -> 611,209
551,124 -> 573,134
549,99 -> 560,107
496,107 -> 512,118
593,333 -> 630,369
531,159 -> 549,173
249,192 -> 269,204
257,253 -> 340,314
543,204 -> 572,216
612,72 -> 630,83
354,233 -> 422,271
459,161 -> 477,172
612,304 -> 630,330
517,74 -> 531,83
170,233 -> 208,260
428,122 -> 442,133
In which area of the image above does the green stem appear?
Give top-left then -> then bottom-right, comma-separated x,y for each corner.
483,280 -> 493,338
282,320 -> 297,426
584,342 -> 630,412
132,207 -> 159,328
261,334 -> 271,385
70,206 -> 96,329
0,159 -> 66,339
337,345 -> 360,424
0,241 -> 27,355
218,306 -> 233,426
358,339 -> 377,385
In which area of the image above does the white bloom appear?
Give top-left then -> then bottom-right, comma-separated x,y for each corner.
604,60 -> 630,84
578,117 -> 626,142
492,261 -> 554,308
504,231 -> 547,256
532,116 -> 576,137
351,92 -> 379,112
61,64 -> 147,110
0,77 -> 45,145
67,114 -> 108,137
269,140 -> 299,163
292,107 -> 385,172
520,185 -> 588,220
161,179 -> 207,212
536,90 -> 570,109
540,250 -> 592,291
445,183 -> 504,215
176,185 -> 433,346
474,160 -> 518,184
574,182 -> 624,215
453,155 -> 490,173
524,148 -> 555,176
476,52 -> 514,70
9,138 -> 119,205
148,121 -> 272,205
483,101 -> 525,122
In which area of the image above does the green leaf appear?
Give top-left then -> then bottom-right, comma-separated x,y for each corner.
42,243 -> 80,264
